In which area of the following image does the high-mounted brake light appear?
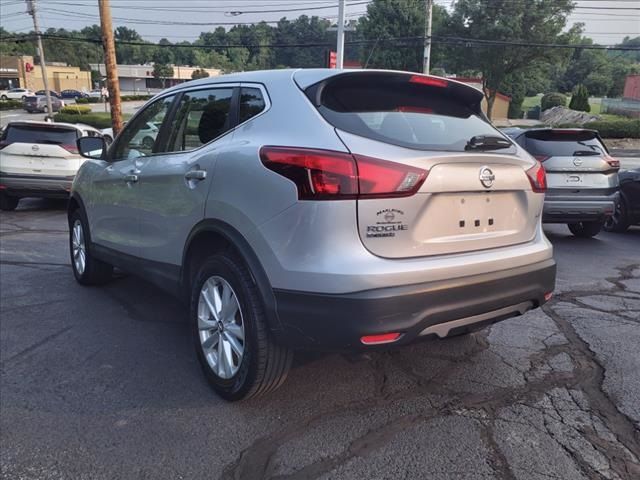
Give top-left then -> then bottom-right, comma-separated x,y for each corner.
260,147 -> 428,200
603,155 -> 620,169
533,154 -> 550,162
409,75 -> 448,88
526,161 -> 546,193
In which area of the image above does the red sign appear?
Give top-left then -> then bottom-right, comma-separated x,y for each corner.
329,51 -> 337,69
25,62 -> 34,73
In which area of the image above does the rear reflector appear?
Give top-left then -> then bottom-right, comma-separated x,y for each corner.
409,75 -> 448,88
260,147 -> 428,200
0,185 -> 6,190
361,333 -> 401,345
544,292 -> 553,302
526,161 -> 547,193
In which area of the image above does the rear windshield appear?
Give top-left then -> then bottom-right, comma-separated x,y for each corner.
523,131 -> 606,157
309,74 -> 514,153
3,125 -> 78,145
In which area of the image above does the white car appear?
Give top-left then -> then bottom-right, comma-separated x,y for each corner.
0,88 -> 33,100
101,121 -> 158,148
89,89 -> 102,98
0,121 -> 104,210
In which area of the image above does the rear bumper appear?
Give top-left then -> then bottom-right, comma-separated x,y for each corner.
543,190 -> 618,223
0,174 -> 72,198
272,258 -> 556,350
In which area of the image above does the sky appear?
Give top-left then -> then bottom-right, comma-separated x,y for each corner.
1,0 -> 638,46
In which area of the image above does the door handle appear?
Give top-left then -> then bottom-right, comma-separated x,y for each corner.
124,174 -> 139,183
185,169 -> 207,181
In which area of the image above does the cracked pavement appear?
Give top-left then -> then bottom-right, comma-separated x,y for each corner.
1,199 -> 639,480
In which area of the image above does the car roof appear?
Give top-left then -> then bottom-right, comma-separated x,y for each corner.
160,68 -> 485,101
6,120 -> 99,133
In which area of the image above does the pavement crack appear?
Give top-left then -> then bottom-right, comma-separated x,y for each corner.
1,325 -> 73,367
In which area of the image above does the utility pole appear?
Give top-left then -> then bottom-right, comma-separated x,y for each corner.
423,0 -> 433,74
98,0 -> 123,135
336,0 -> 346,69
25,0 -> 53,119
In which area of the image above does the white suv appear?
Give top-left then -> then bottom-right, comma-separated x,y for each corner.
0,121 -> 103,210
71,69 -> 556,400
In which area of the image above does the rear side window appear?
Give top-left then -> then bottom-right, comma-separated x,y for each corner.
523,131 -> 606,157
167,88 -> 234,152
310,74 -> 513,153
239,87 -> 266,123
3,125 -> 78,145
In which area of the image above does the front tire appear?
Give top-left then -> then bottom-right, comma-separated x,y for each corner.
0,194 -> 19,211
69,210 -> 113,285
604,198 -> 630,233
0,95 -> 7,101
568,220 -> 604,238
190,252 -> 293,401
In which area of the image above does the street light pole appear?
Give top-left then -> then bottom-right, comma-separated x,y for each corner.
25,0 -> 53,119
336,0 -> 346,69
423,0 -> 433,75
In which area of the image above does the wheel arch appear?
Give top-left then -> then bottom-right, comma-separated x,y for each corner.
181,220 -> 283,335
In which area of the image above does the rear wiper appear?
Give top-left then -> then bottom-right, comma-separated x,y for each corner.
573,150 -> 601,156
465,135 -> 512,151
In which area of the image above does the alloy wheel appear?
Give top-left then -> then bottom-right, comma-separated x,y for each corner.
197,276 -> 245,379
71,220 -> 86,275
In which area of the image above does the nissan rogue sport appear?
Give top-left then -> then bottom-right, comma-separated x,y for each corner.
71,69 -> 556,400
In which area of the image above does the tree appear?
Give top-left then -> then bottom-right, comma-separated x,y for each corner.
191,68 -> 209,80
152,63 -> 173,88
446,0 -> 575,119
357,0 -> 449,72
569,84 -> 590,112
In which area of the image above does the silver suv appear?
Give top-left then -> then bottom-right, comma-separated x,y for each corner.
71,70 -> 556,400
505,128 -> 620,237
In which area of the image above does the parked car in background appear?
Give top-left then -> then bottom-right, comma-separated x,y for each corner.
23,95 -> 65,113
0,121 -> 104,210
101,121 -> 158,147
71,69 -> 555,400
505,128 -> 619,237
0,88 -> 32,100
604,167 -> 640,233
34,89 -> 62,99
61,89 -> 89,100
88,89 -> 102,98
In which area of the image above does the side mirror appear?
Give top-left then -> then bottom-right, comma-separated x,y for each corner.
77,136 -> 106,160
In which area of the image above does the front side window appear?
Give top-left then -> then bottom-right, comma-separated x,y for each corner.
111,95 -> 175,160
166,88 -> 234,153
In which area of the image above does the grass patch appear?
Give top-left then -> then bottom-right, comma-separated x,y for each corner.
54,111 -> 131,129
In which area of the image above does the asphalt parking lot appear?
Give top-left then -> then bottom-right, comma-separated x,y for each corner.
1,199 -> 639,480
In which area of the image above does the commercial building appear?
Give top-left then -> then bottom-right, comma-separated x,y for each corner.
0,55 -> 91,92
89,64 -> 222,94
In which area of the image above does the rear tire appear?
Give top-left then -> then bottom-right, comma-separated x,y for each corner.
69,210 -> 113,285
568,220 -> 604,238
0,95 -> 7,101
604,198 -> 630,233
0,194 -> 19,211
190,252 -> 293,401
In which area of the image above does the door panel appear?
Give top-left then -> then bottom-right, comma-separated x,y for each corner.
135,87 -> 236,266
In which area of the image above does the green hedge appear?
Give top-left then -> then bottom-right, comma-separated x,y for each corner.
0,100 -> 23,110
86,97 -> 102,103
121,95 -> 152,101
541,92 -> 567,111
54,112 -> 113,129
60,105 -> 92,115
556,119 -> 640,138
75,97 -> 89,104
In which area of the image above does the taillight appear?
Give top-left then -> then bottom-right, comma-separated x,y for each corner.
526,161 -> 546,193
260,147 -> 428,200
61,144 -> 79,154
533,154 -> 550,162
603,155 -> 620,169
